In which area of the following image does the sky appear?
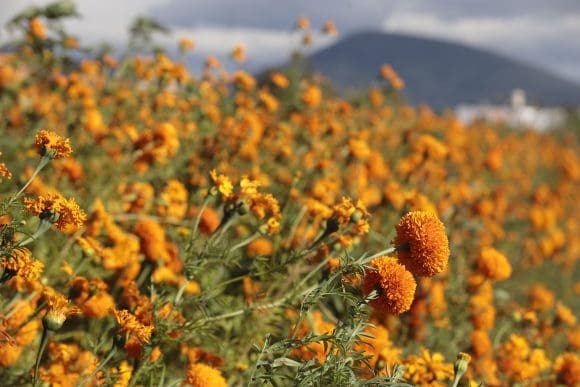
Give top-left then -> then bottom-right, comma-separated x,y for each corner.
1,0 -> 579,84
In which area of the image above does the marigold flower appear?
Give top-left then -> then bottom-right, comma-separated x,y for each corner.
29,17 -> 47,39
476,247 -> 512,281
393,211 -> 450,277
403,348 -> 454,386
183,363 -> 227,387
302,85 -> 321,108
24,193 -> 87,232
35,130 -> 73,159
43,289 -> 78,331
246,237 -> 273,257
209,170 -> 233,199
295,16 -> 310,30
553,352 -> 580,386
362,256 -> 416,314
0,162 -> 11,182
270,72 -> 289,88
323,20 -> 338,36
113,309 -> 154,345
231,45 -> 245,63
0,248 -> 44,282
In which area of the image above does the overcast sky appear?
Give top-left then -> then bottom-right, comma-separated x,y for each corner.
1,0 -> 579,83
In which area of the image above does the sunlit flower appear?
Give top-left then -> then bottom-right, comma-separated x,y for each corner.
183,363 -> 227,387
112,309 -> 154,345
35,130 -> 73,159
0,247 -> 44,282
362,256 -> 416,314
393,211 -> 450,277
24,193 -> 87,232
477,247 -> 512,281
210,169 -> 233,199
43,289 -> 78,331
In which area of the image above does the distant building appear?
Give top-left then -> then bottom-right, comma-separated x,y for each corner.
455,89 -> 566,132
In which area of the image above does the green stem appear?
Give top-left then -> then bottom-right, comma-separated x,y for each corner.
17,218 -> 54,247
362,246 -> 396,263
33,327 -> 50,386
229,232 -> 260,253
9,156 -> 50,207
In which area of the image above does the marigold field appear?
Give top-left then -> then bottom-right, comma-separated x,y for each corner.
0,4 -> 579,387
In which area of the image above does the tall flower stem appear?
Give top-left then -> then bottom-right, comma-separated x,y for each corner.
9,155 -> 51,207
33,327 -> 50,386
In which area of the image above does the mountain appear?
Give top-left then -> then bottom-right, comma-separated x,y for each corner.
304,31 -> 580,108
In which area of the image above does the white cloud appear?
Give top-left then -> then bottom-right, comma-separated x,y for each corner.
382,12 -> 580,82
0,0 -> 171,45
159,26 -> 337,63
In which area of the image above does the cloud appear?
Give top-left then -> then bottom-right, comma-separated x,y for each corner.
382,12 -> 580,83
1,0 -> 579,83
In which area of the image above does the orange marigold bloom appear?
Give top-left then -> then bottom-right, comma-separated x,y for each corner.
295,16 -> 310,30
112,309 -> 154,345
554,353 -> 580,386
0,248 -> 44,282
24,193 -> 87,232
476,247 -> 512,281
184,363 -> 227,387
323,20 -> 338,36
403,348 -> 454,386
29,17 -> 47,39
362,256 -> 416,314
302,85 -> 321,108
35,130 -> 73,159
246,237 -> 274,257
43,289 -> 78,331
528,284 -> 555,311
471,329 -> 492,357
0,162 -> 11,182
270,72 -> 289,88
231,45 -> 245,63
393,211 -> 450,277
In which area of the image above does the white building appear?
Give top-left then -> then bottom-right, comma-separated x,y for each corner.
455,90 -> 566,132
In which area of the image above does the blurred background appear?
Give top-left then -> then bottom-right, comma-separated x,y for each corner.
2,0 -> 580,124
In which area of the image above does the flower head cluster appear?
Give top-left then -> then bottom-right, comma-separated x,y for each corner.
24,193 -> 87,232
331,197 -> 370,235
214,173 -> 281,234
361,256 -> 416,314
0,154 -> 11,182
35,130 -> 73,159
0,247 -> 44,281
184,363 -> 227,387
209,170 -> 233,199
403,348 -> 454,386
393,211 -> 450,277
43,288 -> 79,331
112,309 -> 154,344
477,247 -> 512,281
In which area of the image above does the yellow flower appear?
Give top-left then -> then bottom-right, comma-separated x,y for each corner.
35,130 -> 73,159
393,211 -> 450,277
184,363 -> 227,387
361,256 -> 416,314
24,193 -> 87,232
210,170 -> 233,199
